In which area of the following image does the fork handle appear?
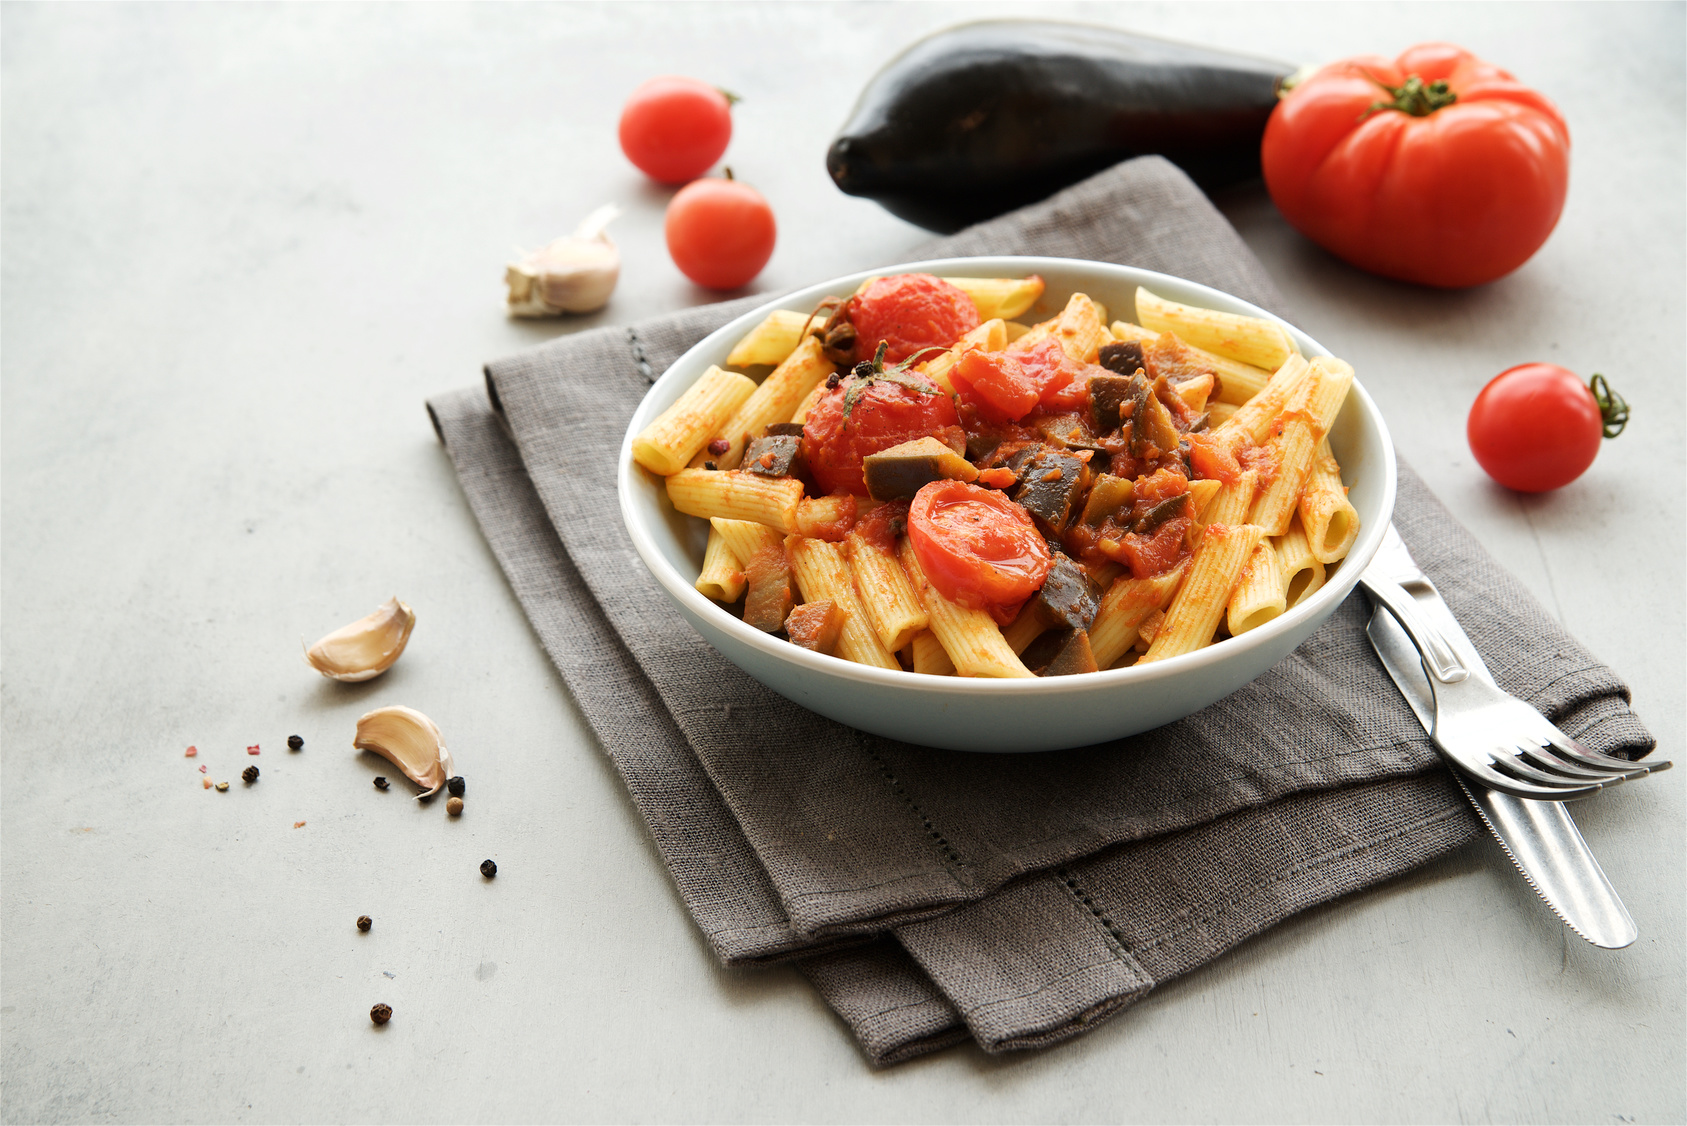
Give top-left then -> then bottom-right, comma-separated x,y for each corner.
1360,572 -> 1470,683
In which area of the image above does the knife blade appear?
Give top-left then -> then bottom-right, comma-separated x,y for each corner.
1362,527 -> 1637,949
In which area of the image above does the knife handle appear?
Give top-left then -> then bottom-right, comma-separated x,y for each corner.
1360,572 -> 1469,683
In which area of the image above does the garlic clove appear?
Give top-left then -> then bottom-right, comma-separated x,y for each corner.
506,203 -> 621,317
305,597 -> 416,682
353,705 -> 454,800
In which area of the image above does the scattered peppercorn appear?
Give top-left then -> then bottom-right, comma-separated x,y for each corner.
480,859 -> 497,878
702,460 -> 718,471
370,1003 -> 392,1025
373,777 -> 389,791
357,915 -> 372,932
446,796 -> 464,816
215,781 -> 229,792
707,438 -> 730,456
242,765 -> 259,784
447,776 -> 465,797
287,735 -> 304,751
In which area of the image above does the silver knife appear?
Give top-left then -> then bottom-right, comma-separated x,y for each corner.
1362,525 -> 1637,949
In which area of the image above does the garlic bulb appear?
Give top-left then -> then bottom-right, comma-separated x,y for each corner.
506,203 -> 621,316
305,597 -> 415,682
354,705 -> 453,800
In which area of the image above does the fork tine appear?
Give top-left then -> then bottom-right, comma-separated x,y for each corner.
1516,740 -> 1646,781
1452,758 -> 1602,801
1486,750 -> 1607,793
1542,730 -> 1673,775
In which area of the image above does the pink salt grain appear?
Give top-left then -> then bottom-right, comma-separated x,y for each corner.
199,765 -> 207,773
185,746 -> 198,757
247,745 -> 261,755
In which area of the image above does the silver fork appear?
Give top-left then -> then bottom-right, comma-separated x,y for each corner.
1360,527 -> 1671,801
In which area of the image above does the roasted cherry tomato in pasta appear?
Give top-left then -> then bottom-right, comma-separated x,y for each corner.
665,173 -> 777,290
908,480 -> 1052,610
619,76 -> 735,184
802,366 -> 960,496
850,274 -> 980,364
1466,364 -> 1629,492
1262,43 -> 1569,288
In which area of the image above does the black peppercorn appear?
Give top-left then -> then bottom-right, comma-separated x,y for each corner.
242,765 -> 259,784
480,859 -> 497,878
287,735 -> 304,751
356,915 -> 372,932
373,777 -> 389,791
447,776 -> 465,797
370,1003 -> 391,1025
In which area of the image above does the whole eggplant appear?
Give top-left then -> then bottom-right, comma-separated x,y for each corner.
827,21 -> 1296,232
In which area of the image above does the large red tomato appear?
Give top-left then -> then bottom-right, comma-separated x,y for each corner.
1262,43 -> 1570,288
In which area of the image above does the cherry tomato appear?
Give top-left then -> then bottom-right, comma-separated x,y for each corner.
1467,364 -> 1628,492
1262,43 -> 1569,288
850,274 -> 979,364
908,480 -> 1051,611
618,77 -> 734,184
665,174 -> 776,290
801,369 -> 960,496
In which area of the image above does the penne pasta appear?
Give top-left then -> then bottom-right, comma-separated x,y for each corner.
725,308 -> 814,369
1274,513 -> 1328,609
1089,561 -> 1189,669
846,530 -> 929,653
702,336 -> 833,469
1134,286 -> 1298,371
787,537 -> 900,670
910,629 -> 957,676
1140,523 -> 1264,662
920,318 -> 1007,393
942,275 -> 1045,320
898,539 -> 1033,678
696,525 -> 745,603
1226,541 -> 1287,635
667,469 -> 803,533
1299,436 -> 1359,564
1010,292 -> 1109,363
632,365 -> 757,476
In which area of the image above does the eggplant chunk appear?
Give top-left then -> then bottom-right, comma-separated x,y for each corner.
1036,413 -> 1107,452
1022,627 -> 1101,677
742,547 -> 795,633
863,436 -> 979,500
1007,445 -> 1088,532
1098,340 -> 1145,377
1031,556 -> 1102,632
1089,372 -> 1140,433
1135,493 -> 1191,534
785,600 -> 845,656
742,434 -> 803,478
764,422 -> 806,438
1080,473 -> 1136,526
826,21 -> 1294,233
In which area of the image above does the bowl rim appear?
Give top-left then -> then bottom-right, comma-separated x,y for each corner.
618,255 -> 1397,697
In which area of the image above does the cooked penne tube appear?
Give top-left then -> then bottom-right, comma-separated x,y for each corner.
710,517 -> 784,570
696,525 -> 745,603
702,336 -> 833,469
787,537 -> 900,670
846,530 -> 929,653
1299,436 -> 1359,564
1207,401 -> 1239,427
1000,605 -> 1047,655
1089,561 -> 1189,669
1275,513 -> 1327,608
632,366 -> 757,476
910,629 -> 957,675
1134,287 -> 1298,371
1226,541 -> 1287,635
920,318 -> 1007,393
667,469 -> 802,533
1010,292 -> 1108,363
1140,523 -> 1264,662
1249,360 -> 1352,536
789,379 -> 828,424
942,275 -> 1045,320
725,308 -> 814,369
1302,356 -> 1355,432
1212,354 -> 1311,450
898,539 -> 1033,678
1198,468 -> 1258,529
1186,477 -> 1223,516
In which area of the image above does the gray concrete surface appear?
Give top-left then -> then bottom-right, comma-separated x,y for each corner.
2,3 -> 1681,1122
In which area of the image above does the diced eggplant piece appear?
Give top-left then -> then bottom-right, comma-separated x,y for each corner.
1080,473 -> 1136,526
742,546 -> 795,633
785,600 -> 844,656
1134,493 -> 1191,534
1022,627 -> 1100,677
966,431 -> 1003,462
1036,413 -> 1106,451
764,421 -> 806,437
1127,374 -> 1154,456
1031,555 -> 1101,631
1088,372 -> 1138,433
1008,445 -> 1088,532
862,436 -> 979,500
1098,339 -> 1145,376
742,434 -> 803,478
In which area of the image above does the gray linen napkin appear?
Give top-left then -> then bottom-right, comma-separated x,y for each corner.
427,158 -> 1654,1064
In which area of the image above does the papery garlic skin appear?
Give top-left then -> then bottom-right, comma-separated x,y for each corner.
305,597 -> 415,682
353,705 -> 454,800
506,203 -> 621,317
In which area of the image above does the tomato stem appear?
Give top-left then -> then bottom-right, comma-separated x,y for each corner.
1589,373 -> 1629,439
717,87 -> 742,107
1361,72 -> 1458,119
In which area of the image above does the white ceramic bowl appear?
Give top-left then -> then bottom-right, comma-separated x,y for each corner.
619,257 -> 1396,752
